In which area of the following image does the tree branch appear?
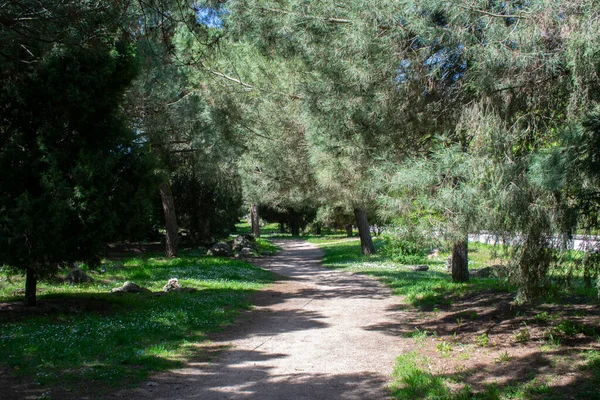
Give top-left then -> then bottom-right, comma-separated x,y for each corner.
201,62 -> 304,100
261,7 -> 352,24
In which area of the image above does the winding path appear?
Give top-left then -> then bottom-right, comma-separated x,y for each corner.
118,239 -> 408,399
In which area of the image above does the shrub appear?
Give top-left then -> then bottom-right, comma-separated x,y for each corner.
381,234 -> 432,265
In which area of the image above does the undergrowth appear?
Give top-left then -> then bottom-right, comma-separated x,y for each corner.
0,250 -> 275,395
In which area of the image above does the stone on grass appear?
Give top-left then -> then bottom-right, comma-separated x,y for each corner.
490,264 -> 508,278
445,255 -> 453,273
427,248 -> 439,259
411,265 -> 429,272
111,281 -> 149,294
232,236 -> 257,252
207,242 -> 232,257
66,267 -> 92,284
470,267 -> 493,278
163,278 -> 181,292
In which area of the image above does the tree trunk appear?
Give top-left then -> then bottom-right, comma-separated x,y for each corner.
451,239 -> 469,282
279,221 -> 285,233
25,267 -> 37,307
315,222 -> 322,235
251,204 -> 260,238
345,224 -> 353,237
289,210 -> 300,237
354,208 -> 376,255
159,181 -> 178,258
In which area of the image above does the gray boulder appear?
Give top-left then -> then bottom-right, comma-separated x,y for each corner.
470,264 -> 508,279
445,255 -> 453,273
490,264 -> 508,278
470,267 -> 493,278
66,267 -> 92,284
411,265 -> 429,272
207,242 -> 233,257
111,281 -> 149,294
232,236 -> 257,252
234,247 -> 255,258
163,278 -> 181,292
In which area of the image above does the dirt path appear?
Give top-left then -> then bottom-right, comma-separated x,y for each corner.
116,239 -> 409,399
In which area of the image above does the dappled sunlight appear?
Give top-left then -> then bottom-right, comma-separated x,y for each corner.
0,252 -> 276,395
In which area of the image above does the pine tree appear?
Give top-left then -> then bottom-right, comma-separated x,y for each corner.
0,1 -> 143,305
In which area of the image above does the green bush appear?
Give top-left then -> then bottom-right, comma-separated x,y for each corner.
381,235 -> 431,265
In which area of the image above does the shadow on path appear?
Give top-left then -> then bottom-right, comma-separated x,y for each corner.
115,239 -> 407,400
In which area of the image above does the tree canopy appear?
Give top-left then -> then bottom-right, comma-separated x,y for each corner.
3,0 -> 600,303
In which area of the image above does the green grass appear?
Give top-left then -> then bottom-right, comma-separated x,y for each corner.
390,352 -> 473,399
235,221 -> 281,236
390,352 -> 578,400
310,234 -> 600,400
309,237 -> 510,309
0,250 -> 275,394
255,237 -> 281,255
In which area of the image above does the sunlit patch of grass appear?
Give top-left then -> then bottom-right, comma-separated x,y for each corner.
0,253 -> 275,395
254,238 -> 281,255
391,352 -> 473,399
309,237 -> 510,309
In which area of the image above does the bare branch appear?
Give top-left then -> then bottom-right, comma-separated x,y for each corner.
201,62 -> 304,100
261,7 -> 352,24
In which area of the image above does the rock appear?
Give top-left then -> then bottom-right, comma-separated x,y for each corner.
470,267 -> 493,278
236,247 -> 254,257
445,255 -> 453,273
471,265 -> 508,279
207,242 -> 232,257
427,248 -> 440,259
244,234 -> 257,242
232,236 -> 257,252
111,281 -> 149,294
490,264 -> 508,278
411,265 -> 429,271
163,278 -> 181,292
65,267 -> 92,284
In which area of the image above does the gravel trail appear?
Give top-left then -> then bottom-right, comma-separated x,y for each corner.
117,239 -> 408,400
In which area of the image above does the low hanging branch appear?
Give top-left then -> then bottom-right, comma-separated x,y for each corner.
200,62 -> 304,100
260,7 -> 352,24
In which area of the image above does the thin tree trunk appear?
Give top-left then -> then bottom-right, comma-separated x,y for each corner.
315,222 -> 322,235
289,210 -> 300,237
25,267 -> 37,307
279,221 -> 285,233
345,224 -> 353,237
251,204 -> 260,238
159,181 -> 178,258
451,239 -> 469,282
354,208 -> 376,255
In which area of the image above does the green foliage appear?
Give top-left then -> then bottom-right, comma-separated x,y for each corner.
391,352 -> 472,400
436,341 -> 454,357
312,237 -> 509,309
475,333 -> 490,347
381,235 -> 432,265
0,6 -> 151,285
0,253 -> 274,392
254,238 -> 280,255
514,327 -> 531,343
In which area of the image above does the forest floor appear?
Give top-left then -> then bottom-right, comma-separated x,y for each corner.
112,239 -> 408,399
115,238 -> 600,400
2,238 -> 599,399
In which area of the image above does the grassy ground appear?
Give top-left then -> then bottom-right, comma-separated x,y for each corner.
309,236 -> 600,400
0,249 -> 275,397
